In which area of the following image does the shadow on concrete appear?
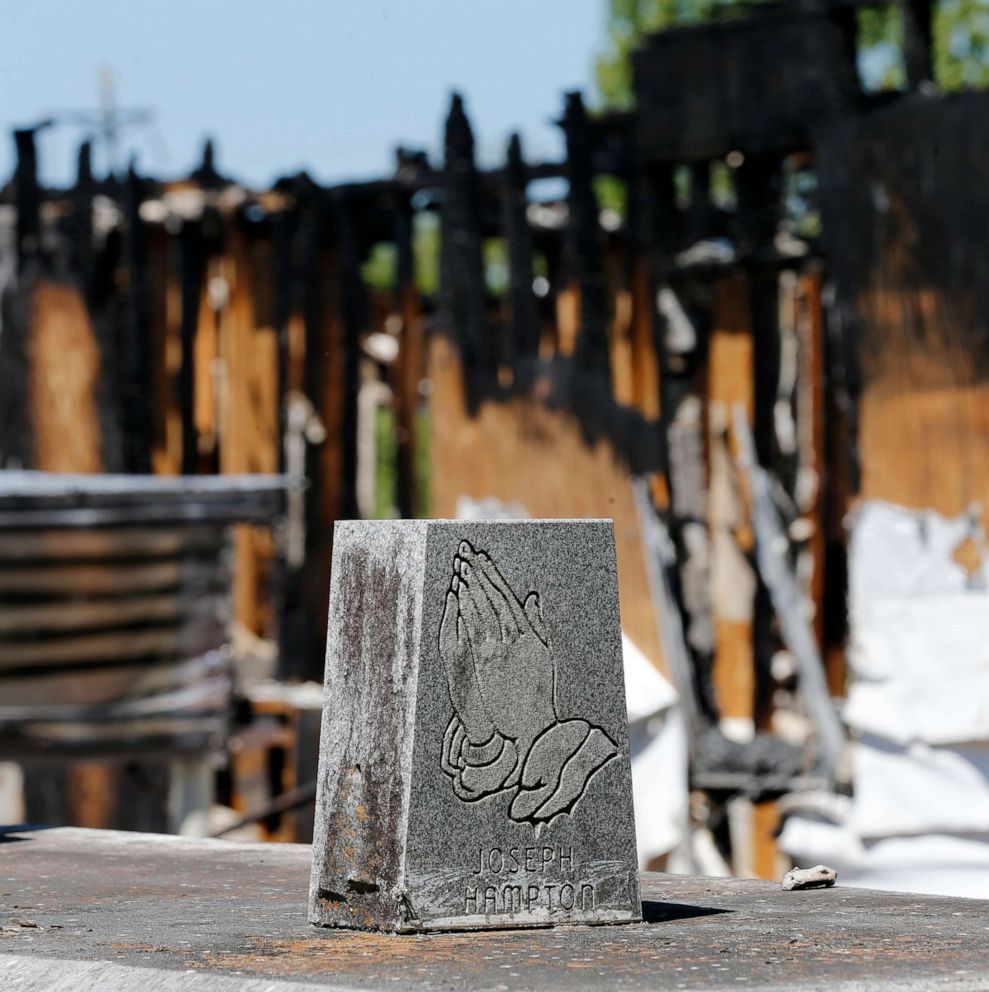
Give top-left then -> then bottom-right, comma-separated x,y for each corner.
0,824 -> 52,843
642,900 -> 732,923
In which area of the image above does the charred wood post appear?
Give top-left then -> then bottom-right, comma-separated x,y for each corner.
272,177 -> 328,682
331,187 -> 364,523
502,133 -> 539,372
0,128 -> 44,467
902,0 -> 934,88
440,93 -> 488,409
562,92 -> 610,380
73,141 -> 127,473
178,222 -> 205,475
191,138 -> 224,189
292,179 -> 327,530
641,162 -> 720,726
685,161 -> 713,247
733,151 -> 784,732
392,185 -> 418,518
67,141 -> 96,294
623,141 -> 661,421
13,127 -> 42,271
272,210 -> 292,476
118,162 -> 154,473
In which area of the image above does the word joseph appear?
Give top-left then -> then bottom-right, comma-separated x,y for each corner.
466,845 -> 594,914
470,845 -> 576,874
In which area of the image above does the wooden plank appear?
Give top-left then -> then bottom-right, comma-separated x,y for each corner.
0,651 -> 228,708
27,280 -> 103,474
218,229 -> 280,636
0,590 -> 227,636
13,716 -> 227,746
0,595 -> 183,634
0,676 -> 230,722
795,269 -> 841,694
0,559 -> 219,595
0,526 -> 221,560
815,93 -> 989,518
193,258 -> 219,470
0,623 -> 226,670
606,243 -> 634,407
152,230 -> 184,475
555,283 -> 579,357
220,238 -> 254,634
752,799 -> 783,881
629,255 -> 661,420
707,276 -> 756,724
734,407 -> 846,776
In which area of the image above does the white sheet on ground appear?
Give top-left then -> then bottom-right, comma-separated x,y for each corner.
780,500 -> 989,898
622,633 -> 688,867
850,735 -> 989,838
846,596 -> 989,744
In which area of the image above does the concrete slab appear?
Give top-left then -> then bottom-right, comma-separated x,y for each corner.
1,827 -> 986,990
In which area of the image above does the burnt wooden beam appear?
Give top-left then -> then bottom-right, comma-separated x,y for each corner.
295,181 -> 328,536
733,150 -> 784,733
632,5 -> 860,162
502,132 -> 539,367
13,127 -> 42,271
66,141 -> 96,294
178,221 -> 205,475
191,137 -> 225,189
332,188 -> 364,522
272,213 -> 290,477
440,93 -> 489,406
640,161 -> 719,727
562,92 -> 610,379
392,186 -> 418,518
0,127 -> 47,468
119,162 -> 154,473
902,0 -> 934,88
685,162 -> 713,247
733,152 -> 782,482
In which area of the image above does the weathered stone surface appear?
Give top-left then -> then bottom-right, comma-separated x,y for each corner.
308,519 -> 641,932
6,827 -> 989,992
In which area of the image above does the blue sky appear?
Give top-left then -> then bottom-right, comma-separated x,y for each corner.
0,0 -> 605,188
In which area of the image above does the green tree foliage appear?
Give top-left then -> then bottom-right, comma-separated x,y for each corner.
936,0 -> 989,89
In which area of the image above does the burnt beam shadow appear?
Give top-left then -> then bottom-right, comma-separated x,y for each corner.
0,824 -> 53,843
642,900 -> 732,924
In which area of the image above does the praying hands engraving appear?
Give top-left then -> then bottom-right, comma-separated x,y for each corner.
439,540 -> 618,826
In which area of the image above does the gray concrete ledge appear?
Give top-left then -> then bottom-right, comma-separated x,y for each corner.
1,827 -> 985,991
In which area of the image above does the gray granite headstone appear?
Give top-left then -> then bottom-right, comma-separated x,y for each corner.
308,520 -> 641,932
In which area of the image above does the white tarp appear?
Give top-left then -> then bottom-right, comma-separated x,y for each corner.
622,633 -> 688,866
780,500 -> 989,897
847,500 -> 986,601
845,501 -> 989,745
845,596 -> 989,744
849,735 -> 989,838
